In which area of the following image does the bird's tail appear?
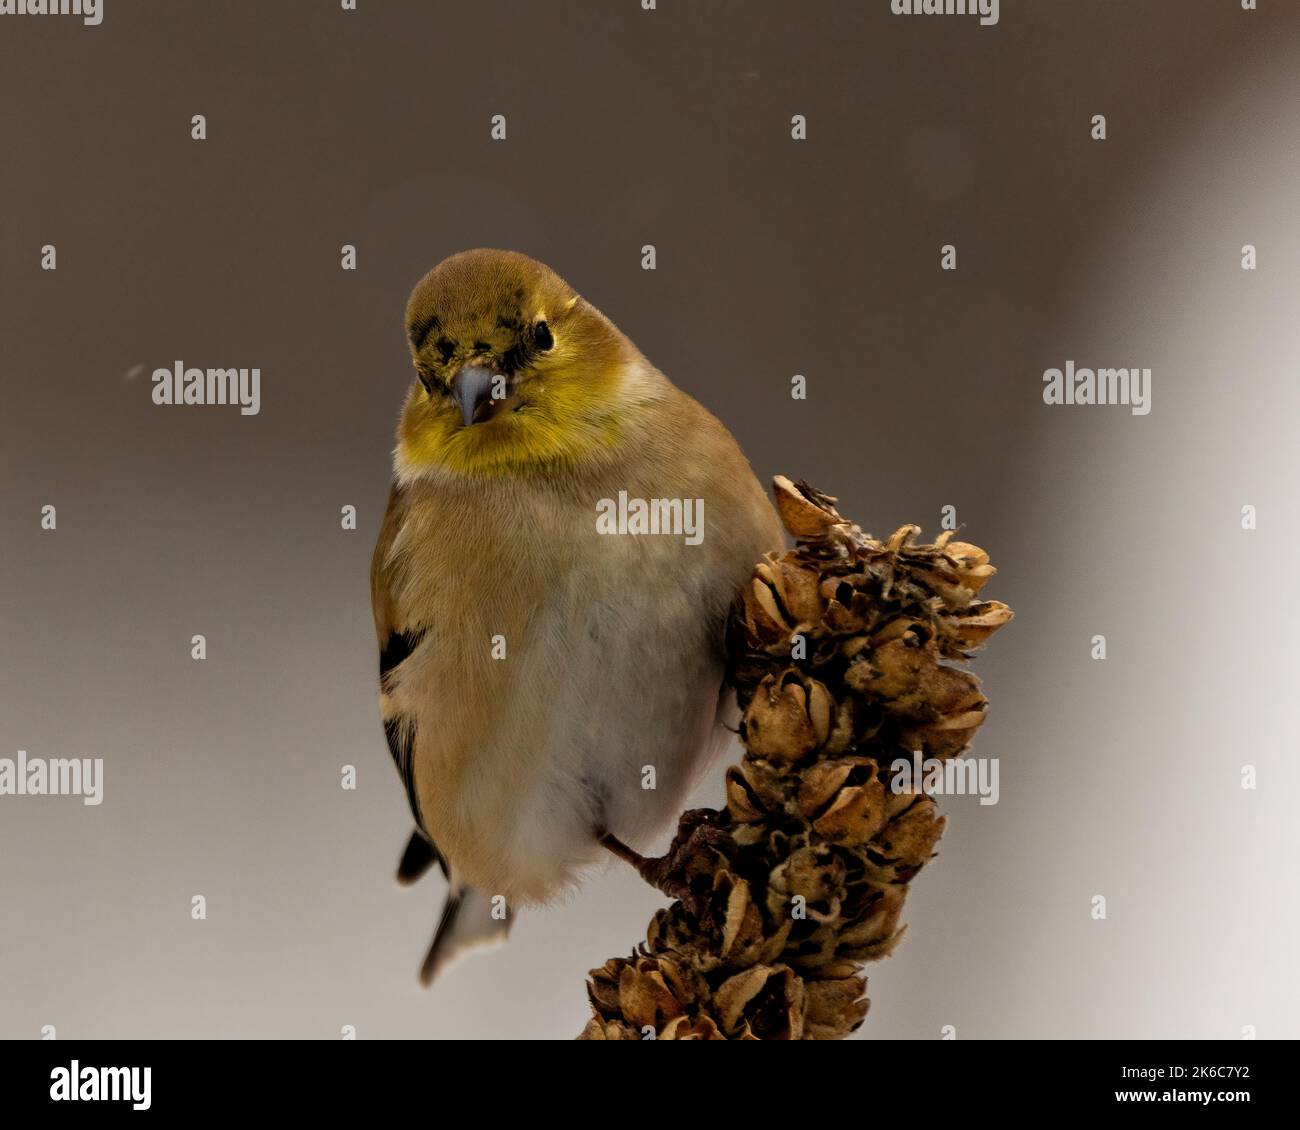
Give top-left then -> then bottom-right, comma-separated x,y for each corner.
419,885 -> 511,986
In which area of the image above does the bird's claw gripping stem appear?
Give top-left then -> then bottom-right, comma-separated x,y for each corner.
599,808 -> 733,918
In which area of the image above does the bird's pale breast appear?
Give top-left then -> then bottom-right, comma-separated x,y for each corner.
378,390 -> 780,903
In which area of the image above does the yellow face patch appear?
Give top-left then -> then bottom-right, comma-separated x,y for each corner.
397,252 -> 636,478
398,375 -> 629,479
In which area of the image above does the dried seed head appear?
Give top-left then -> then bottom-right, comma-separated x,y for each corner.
583,479 -> 1011,1040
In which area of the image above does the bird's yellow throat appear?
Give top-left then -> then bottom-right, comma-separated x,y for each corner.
396,369 -> 631,480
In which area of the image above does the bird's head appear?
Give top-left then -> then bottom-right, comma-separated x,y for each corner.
396,249 -> 644,479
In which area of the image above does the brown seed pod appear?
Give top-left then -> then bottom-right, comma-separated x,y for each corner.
581,479 -> 1012,1041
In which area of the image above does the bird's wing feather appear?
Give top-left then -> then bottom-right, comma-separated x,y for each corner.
371,482 -> 446,877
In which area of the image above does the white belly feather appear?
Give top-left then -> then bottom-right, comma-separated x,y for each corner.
385,466 -> 756,905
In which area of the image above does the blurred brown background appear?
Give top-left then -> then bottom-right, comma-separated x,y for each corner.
2,0 -> 1297,1039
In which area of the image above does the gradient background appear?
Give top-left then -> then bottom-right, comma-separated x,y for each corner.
2,0 -> 1297,1039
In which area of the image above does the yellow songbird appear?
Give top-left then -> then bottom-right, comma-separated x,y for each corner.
371,249 -> 782,983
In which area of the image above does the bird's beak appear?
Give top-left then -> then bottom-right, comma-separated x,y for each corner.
450,365 -> 497,426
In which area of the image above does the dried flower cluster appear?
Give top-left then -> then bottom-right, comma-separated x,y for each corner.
581,478 -> 1012,1040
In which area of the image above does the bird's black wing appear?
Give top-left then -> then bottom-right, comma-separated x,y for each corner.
371,482 -> 446,884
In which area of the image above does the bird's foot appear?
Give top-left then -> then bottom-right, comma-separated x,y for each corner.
599,809 -> 732,918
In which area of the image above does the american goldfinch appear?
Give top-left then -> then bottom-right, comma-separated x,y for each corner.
371,249 -> 782,983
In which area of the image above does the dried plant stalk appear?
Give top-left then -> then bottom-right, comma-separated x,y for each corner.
580,477 -> 1012,1040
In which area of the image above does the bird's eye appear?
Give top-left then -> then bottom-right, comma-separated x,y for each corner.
534,320 -> 554,351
